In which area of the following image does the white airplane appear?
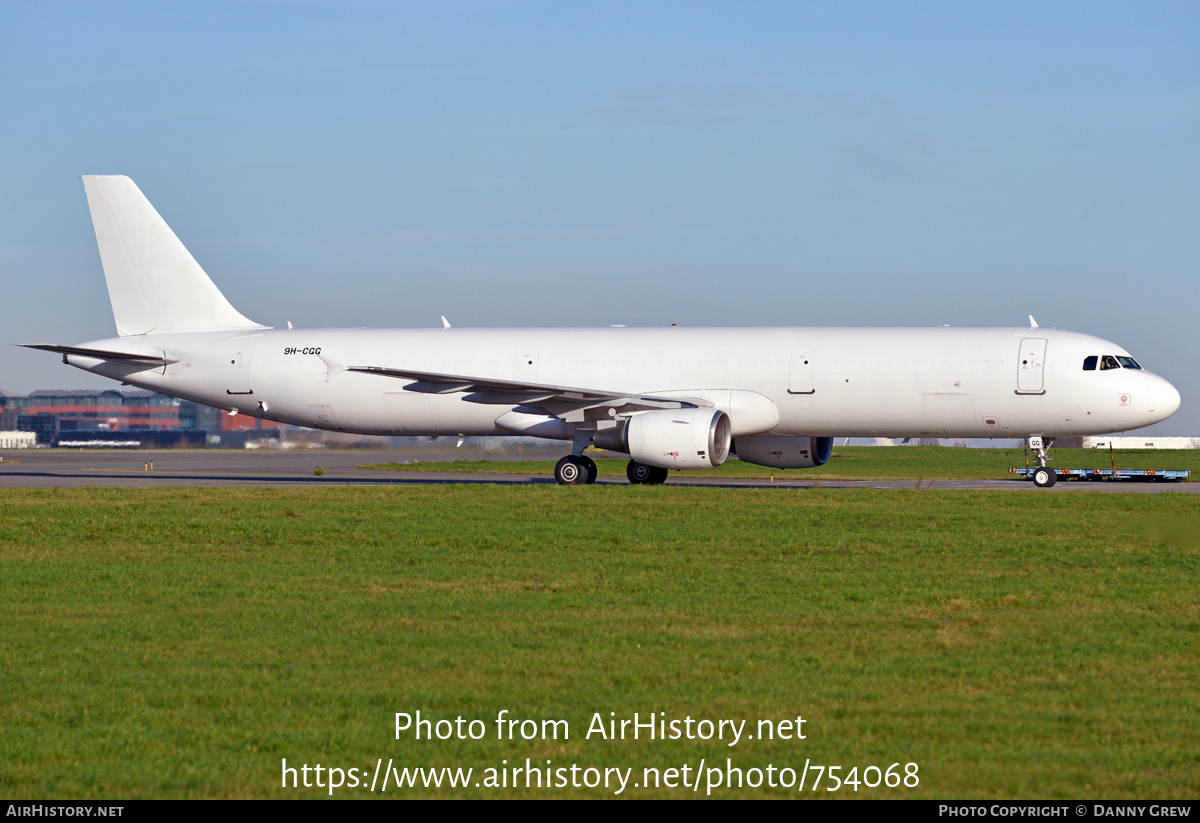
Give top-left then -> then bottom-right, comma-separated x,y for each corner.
22,176 -> 1181,487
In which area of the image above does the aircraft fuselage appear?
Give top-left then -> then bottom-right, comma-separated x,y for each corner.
65,324 -> 1179,440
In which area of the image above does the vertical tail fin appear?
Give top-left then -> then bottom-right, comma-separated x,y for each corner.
82,175 -> 269,336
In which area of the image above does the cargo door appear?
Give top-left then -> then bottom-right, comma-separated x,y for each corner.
384,391 -> 435,435
923,393 -> 978,436
309,404 -> 341,430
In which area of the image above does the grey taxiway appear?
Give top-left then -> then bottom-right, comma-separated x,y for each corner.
0,449 -> 1195,493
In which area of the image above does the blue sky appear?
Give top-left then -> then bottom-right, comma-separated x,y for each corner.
3,2 -> 1197,433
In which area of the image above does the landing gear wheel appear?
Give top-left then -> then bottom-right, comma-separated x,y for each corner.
555,455 -> 587,485
627,460 -> 652,484
1032,466 -> 1057,488
627,460 -> 669,485
579,455 -> 598,485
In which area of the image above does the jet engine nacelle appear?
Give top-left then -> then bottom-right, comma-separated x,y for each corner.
594,408 -> 732,469
734,435 -> 834,469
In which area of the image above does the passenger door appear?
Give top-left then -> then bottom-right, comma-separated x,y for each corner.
226,340 -> 255,396
1016,338 -> 1047,394
788,347 -> 815,395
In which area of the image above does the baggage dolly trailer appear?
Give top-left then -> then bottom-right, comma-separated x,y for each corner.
1010,466 -> 1191,488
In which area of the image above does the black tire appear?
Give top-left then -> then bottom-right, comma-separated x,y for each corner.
1032,467 -> 1057,488
555,455 -> 586,485
627,460 -> 654,485
647,465 -> 669,485
579,455 -> 598,484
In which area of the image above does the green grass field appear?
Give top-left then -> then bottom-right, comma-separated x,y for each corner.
2,486 -> 1198,798
364,445 -> 1200,481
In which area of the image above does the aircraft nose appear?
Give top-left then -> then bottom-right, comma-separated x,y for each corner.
1147,376 -> 1181,423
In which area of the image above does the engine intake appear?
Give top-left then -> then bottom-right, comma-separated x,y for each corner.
734,436 -> 833,469
593,408 -> 732,470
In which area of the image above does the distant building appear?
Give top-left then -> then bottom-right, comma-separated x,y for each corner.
5,389 -> 182,434
17,414 -> 59,445
1083,436 -> 1200,449
0,389 -> 281,447
0,389 -> 22,431
0,431 -> 37,449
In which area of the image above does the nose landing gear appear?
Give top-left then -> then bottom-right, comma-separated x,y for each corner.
1028,436 -> 1058,487
1029,435 -> 1055,468
1031,465 -> 1057,487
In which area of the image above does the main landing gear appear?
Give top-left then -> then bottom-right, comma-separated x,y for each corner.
554,454 -> 598,485
553,430 -> 669,486
553,455 -> 670,485
626,460 -> 668,485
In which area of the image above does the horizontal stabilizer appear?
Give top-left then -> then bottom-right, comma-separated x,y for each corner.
19,343 -> 177,366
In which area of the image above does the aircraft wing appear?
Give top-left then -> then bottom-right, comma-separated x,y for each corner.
19,343 -> 178,366
346,365 -> 708,411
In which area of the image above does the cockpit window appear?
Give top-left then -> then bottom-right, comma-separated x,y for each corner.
1117,356 -> 1142,370
1083,356 -> 1097,371
1100,355 -> 1120,370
